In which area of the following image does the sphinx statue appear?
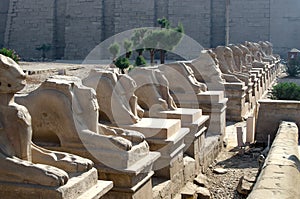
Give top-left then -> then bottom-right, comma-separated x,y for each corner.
17,74 -> 147,154
258,41 -> 278,62
214,46 -> 250,84
128,67 -> 177,117
244,41 -> 269,68
228,44 -> 248,72
83,70 -> 144,125
0,55 -> 93,188
238,44 -> 253,70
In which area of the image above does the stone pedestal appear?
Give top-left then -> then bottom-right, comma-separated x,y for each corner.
170,91 -> 227,137
249,74 -> 259,107
157,108 -> 209,173
250,68 -> 264,99
245,82 -> 254,111
0,168 -> 113,199
51,145 -> 160,199
246,116 -> 255,144
224,82 -> 248,121
118,118 -> 189,198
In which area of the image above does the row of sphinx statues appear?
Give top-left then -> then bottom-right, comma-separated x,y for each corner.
0,40 -> 280,198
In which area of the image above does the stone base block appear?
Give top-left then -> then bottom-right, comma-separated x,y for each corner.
154,152 -> 184,198
120,118 -> 181,139
152,178 -> 172,199
183,156 -> 196,183
0,168 -> 112,199
103,175 -> 153,199
200,136 -> 223,173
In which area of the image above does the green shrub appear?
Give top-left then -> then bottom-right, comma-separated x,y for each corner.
135,55 -> 146,67
271,82 -> 300,100
0,48 -> 20,63
115,57 -> 130,74
285,59 -> 300,77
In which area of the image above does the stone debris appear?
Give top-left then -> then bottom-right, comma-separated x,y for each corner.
194,173 -> 209,188
181,182 -> 198,199
236,176 -> 255,195
213,168 -> 228,174
183,156 -> 196,183
196,187 -> 211,199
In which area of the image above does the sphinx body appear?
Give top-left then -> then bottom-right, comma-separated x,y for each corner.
214,46 -> 250,84
129,67 -> 177,117
17,75 -> 148,155
83,70 -> 143,126
0,55 -> 93,187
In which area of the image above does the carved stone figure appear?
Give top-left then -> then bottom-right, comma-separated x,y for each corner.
129,67 -> 177,116
214,46 -> 250,83
83,70 -> 144,125
228,44 -> 247,72
238,44 -> 253,70
18,75 -> 146,152
0,55 -> 93,187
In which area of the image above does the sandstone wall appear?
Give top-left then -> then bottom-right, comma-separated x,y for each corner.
1,0 -> 300,59
255,100 -> 300,144
64,0 -> 103,60
0,0 -> 9,48
270,0 -> 300,58
229,0 -> 270,44
168,0 -> 211,48
210,0 -> 226,47
4,0 -> 55,59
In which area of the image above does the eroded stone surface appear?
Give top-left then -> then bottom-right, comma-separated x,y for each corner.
0,54 -> 107,198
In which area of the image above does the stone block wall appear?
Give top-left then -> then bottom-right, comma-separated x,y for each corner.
168,0 -> 211,48
270,0 -> 300,58
1,0 -> 300,59
210,0 -> 226,47
0,0 -> 9,48
249,121 -> 300,199
54,0 -> 67,59
64,0 -> 103,60
113,0 -> 155,34
4,0 -> 55,59
229,0 -> 270,44
255,100 -> 300,144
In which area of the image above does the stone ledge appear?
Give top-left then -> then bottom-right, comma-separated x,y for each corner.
248,121 -> 300,199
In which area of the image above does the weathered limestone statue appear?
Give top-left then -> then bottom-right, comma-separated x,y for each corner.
228,44 -> 247,72
157,61 -> 207,97
0,55 -> 114,198
206,49 -> 243,83
17,74 -> 158,198
128,67 -> 177,117
258,41 -> 278,62
214,46 -> 250,84
244,41 -> 268,68
83,70 -> 144,125
17,75 -> 150,160
238,44 -> 253,70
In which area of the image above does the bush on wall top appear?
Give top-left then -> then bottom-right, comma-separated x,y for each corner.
271,82 -> 300,100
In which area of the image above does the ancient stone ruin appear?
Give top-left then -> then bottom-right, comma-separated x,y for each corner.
0,39 -> 299,199
0,54 -> 112,198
